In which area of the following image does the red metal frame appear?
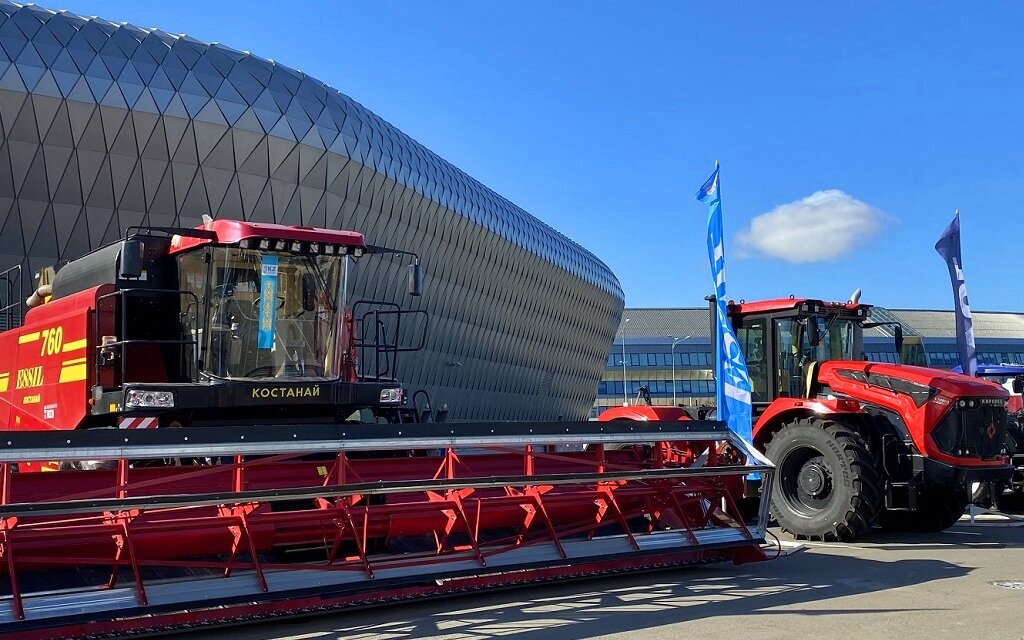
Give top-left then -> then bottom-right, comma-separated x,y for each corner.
0,435 -> 768,639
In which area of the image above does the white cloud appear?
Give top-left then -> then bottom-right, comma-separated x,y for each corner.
736,190 -> 887,263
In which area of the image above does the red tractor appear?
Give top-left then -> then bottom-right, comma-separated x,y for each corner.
602,295 -> 1013,540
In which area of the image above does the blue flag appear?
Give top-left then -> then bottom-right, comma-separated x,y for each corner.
696,165 -> 753,443
935,212 -> 977,376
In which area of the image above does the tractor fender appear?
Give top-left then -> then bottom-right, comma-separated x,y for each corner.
752,396 -> 864,450
597,406 -> 691,422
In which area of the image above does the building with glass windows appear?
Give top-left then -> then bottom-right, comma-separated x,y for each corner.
593,306 -> 1024,417
0,1 -> 624,422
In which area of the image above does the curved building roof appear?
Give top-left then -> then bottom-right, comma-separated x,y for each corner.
0,0 -> 621,298
0,0 -> 625,421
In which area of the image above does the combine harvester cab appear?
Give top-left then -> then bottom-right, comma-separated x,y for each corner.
602,295 -> 1013,541
0,421 -> 772,639
0,218 -> 774,639
0,218 -> 427,448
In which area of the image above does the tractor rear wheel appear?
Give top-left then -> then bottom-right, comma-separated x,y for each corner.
765,417 -> 882,541
880,484 -> 969,532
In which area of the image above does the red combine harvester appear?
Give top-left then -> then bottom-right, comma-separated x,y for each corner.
0,219 -> 773,639
601,295 -> 1012,540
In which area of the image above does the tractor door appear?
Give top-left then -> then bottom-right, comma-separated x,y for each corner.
731,310 -> 816,417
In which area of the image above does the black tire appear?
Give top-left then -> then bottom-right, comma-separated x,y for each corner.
765,417 -> 882,541
880,484 -> 969,532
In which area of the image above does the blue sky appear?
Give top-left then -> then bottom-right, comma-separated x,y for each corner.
52,1 -> 1024,311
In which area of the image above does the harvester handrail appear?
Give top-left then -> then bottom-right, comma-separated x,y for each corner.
94,287 -> 200,386
0,263 -> 21,330
0,420 -> 768,463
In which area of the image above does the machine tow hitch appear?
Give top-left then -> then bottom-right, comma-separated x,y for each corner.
0,421 -> 773,639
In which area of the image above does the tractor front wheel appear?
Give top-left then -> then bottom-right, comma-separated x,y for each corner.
765,417 -> 882,541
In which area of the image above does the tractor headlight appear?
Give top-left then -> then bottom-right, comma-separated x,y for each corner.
379,388 -> 404,404
125,389 -> 175,408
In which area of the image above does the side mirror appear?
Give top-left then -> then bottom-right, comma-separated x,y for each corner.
408,262 -> 423,297
894,325 -> 904,362
301,273 -> 317,312
1013,378 -> 1023,394
805,318 -> 821,348
120,238 -> 143,279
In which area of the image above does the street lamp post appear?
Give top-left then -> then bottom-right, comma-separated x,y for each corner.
620,318 -> 630,406
671,335 -> 690,406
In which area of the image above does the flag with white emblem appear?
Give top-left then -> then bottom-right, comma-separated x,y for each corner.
935,212 -> 977,377
696,164 -> 753,443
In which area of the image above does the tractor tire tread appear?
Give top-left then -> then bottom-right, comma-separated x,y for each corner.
766,417 -> 882,542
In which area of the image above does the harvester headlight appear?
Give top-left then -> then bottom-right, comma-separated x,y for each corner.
259,239 -> 270,250
379,388 -> 404,404
353,247 -> 364,257
126,389 -> 175,408
324,244 -> 336,255
275,240 -> 287,251
958,400 -> 967,408
291,241 -> 302,253
309,242 -> 320,254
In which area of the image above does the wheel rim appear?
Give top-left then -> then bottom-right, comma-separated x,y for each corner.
778,445 -> 835,517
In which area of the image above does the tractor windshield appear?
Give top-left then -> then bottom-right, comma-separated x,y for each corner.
178,246 -> 343,380
775,314 -> 858,398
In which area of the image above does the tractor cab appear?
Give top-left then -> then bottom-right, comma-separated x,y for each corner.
726,297 -> 876,412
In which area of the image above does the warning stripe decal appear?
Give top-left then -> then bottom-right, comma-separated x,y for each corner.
118,417 -> 159,430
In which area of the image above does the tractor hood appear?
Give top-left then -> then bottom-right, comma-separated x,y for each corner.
818,361 -> 1009,398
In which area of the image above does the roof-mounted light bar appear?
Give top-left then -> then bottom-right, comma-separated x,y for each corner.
238,237 -> 365,256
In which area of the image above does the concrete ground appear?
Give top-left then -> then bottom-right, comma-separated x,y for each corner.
189,514 -> 1024,640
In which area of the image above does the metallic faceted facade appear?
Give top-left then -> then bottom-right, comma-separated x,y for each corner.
0,1 -> 624,421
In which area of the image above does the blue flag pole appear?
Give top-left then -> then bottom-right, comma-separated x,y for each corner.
695,163 -> 753,444
935,210 -> 977,377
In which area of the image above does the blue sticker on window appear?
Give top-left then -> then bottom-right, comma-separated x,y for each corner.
258,256 -> 278,350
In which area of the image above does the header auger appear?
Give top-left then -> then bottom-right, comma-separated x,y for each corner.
0,218 -> 773,638
0,422 -> 772,639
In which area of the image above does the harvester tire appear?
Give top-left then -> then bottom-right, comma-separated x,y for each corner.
765,417 -> 881,541
880,484 -> 969,532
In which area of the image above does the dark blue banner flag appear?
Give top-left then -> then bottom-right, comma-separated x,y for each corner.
696,164 -> 753,443
935,212 -> 977,377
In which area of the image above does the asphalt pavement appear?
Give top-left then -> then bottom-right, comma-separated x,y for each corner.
186,516 -> 1024,640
